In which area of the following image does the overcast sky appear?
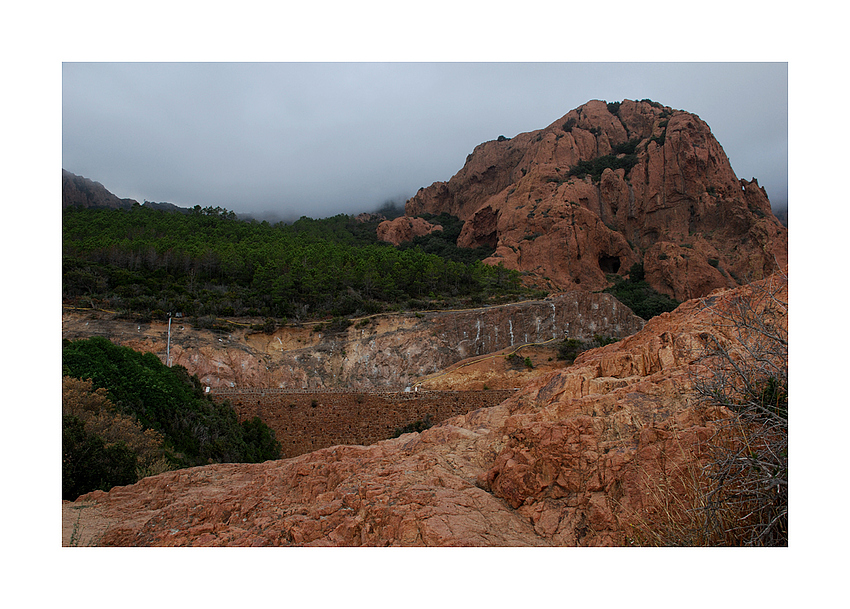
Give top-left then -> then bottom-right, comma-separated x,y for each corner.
62,62 -> 787,220
5,1 -> 849,596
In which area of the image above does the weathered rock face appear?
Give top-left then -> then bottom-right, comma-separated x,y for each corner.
62,271 -> 788,547
405,99 -> 788,301
62,291 -> 644,390
376,215 -> 443,245
62,169 -> 138,209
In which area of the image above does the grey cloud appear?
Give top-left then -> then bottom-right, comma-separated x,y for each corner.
62,62 -> 787,217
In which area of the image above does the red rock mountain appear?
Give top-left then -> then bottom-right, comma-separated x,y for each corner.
403,99 -> 787,302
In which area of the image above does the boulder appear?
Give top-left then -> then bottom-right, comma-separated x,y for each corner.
376,216 -> 443,245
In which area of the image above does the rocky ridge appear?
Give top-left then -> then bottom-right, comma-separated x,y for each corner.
62,290 -> 643,391
404,99 -> 787,301
62,271 -> 788,546
62,169 -> 138,210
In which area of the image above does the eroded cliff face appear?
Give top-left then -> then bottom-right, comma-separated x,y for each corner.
62,291 -> 644,390
62,271 -> 788,547
405,99 -> 787,301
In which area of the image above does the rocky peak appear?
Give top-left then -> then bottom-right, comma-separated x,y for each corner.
62,169 -> 138,210
404,99 -> 787,301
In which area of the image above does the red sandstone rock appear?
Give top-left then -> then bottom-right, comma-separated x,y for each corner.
405,99 -> 788,301
62,271 -> 788,546
376,216 -> 443,245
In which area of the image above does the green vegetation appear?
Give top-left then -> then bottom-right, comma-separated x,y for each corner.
556,334 -> 619,363
604,263 -> 681,320
567,151 -> 639,182
392,414 -> 433,438
611,138 -> 640,155
62,337 -> 281,499
505,352 -> 534,369
63,205 -> 532,322
63,414 -> 138,501
649,131 -> 666,147
397,213 -> 496,265
606,101 -> 621,115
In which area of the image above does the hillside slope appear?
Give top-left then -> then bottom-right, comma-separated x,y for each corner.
62,271 -> 787,546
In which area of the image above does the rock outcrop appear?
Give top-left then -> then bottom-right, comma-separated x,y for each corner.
62,271 -> 788,546
376,215 -> 443,245
62,169 -> 138,209
405,99 -> 787,301
62,291 -> 644,390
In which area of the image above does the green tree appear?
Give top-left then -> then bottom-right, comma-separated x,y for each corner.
63,415 -> 138,500
604,263 -> 680,320
62,337 -> 280,467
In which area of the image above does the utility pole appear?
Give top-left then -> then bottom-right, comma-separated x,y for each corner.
166,313 -> 172,367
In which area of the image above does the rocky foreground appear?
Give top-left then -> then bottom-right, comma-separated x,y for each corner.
62,272 -> 787,546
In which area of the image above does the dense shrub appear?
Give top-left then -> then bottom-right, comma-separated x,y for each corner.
556,334 -> 619,363
240,417 -> 283,463
62,337 -> 281,469
505,352 -> 534,369
62,205 -> 531,320
604,263 -> 680,320
398,213 -> 495,265
392,414 -> 432,438
567,152 -> 639,182
63,415 -> 138,500
640,98 -> 664,109
611,138 -> 640,155
63,376 -> 169,477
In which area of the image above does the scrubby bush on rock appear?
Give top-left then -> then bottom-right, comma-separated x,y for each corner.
62,337 -> 282,499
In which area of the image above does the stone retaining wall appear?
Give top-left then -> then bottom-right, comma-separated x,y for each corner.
215,390 -> 514,459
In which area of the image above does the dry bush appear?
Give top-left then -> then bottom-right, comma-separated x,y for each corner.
625,272 -> 787,546
691,273 -> 788,546
62,376 -> 174,479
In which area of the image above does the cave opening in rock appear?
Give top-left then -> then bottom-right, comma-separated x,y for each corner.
598,255 -> 621,274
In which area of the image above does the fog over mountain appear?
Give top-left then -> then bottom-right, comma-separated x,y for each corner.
62,62 -> 787,220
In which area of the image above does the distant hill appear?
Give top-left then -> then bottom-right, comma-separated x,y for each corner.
62,169 -> 139,209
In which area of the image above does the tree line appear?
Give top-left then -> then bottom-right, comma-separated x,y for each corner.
63,204 -> 534,322
63,337 -> 281,500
